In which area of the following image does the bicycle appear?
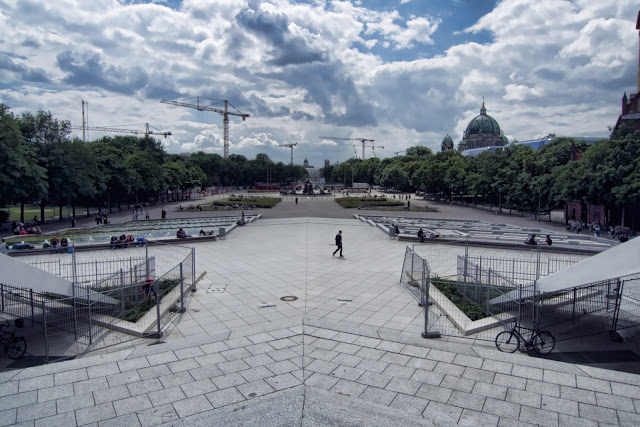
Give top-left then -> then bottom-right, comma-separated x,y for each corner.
495,321 -> 555,355
0,320 -> 27,359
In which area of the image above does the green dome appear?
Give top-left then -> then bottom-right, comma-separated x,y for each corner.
465,101 -> 501,136
442,134 -> 453,144
502,134 -> 509,144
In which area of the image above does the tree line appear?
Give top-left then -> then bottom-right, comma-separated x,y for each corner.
325,124 -> 640,227
0,105 -> 306,223
2,104 -> 639,227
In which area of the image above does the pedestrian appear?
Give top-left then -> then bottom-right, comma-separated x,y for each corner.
295,197 -> 298,205
145,211 -> 150,220
417,227 -> 425,242
333,230 -> 343,257
544,235 -> 552,245
71,217 -> 76,227
161,209 -> 166,219
0,239 -> 9,255
407,200 -> 410,210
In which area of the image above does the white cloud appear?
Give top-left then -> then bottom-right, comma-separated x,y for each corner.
0,0 -> 637,164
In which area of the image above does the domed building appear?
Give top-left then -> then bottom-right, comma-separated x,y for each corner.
458,100 -> 507,151
441,134 -> 454,151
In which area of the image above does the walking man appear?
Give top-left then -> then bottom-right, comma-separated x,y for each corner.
333,230 -> 343,257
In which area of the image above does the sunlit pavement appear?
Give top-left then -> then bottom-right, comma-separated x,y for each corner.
1,197 -> 639,426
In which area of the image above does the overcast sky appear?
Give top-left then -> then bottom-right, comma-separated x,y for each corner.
1,0 -> 638,166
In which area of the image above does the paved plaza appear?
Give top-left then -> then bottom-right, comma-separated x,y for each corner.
0,195 -> 639,426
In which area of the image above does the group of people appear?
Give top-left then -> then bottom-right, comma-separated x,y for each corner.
523,233 -> 553,246
43,237 -> 70,249
13,222 -> 41,235
110,234 -> 140,249
95,211 -> 109,225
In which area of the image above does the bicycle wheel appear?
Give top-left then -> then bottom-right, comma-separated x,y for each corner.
7,337 -> 26,359
495,331 -> 519,353
532,331 -> 555,355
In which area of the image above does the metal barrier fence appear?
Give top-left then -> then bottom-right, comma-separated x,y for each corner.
0,242 -> 197,364
412,243 -> 589,280
24,255 -> 149,285
458,254 -> 582,288
405,245 -> 638,344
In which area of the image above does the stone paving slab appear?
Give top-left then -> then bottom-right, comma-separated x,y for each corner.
2,215 -> 639,425
1,321 -> 640,426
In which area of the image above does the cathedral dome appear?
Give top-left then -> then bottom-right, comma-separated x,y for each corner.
464,101 -> 501,136
442,134 -> 453,144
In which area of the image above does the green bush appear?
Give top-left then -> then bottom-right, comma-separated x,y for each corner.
93,278 -> 181,323
335,197 -> 404,208
431,278 -> 488,321
211,197 -> 281,209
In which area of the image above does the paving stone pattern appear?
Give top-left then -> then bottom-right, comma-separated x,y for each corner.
1,212 -> 638,426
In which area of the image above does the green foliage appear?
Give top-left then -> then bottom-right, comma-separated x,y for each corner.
335,197 -> 403,208
212,196 -> 281,208
430,279 -> 487,321
122,279 -> 180,323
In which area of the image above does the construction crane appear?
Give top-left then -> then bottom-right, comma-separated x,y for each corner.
279,143 -> 297,165
161,97 -> 249,158
348,143 -> 384,158
394,150 -> 406,156
70,123 -> 172,141
369,143 -> 384,158
319,136 -> 374,160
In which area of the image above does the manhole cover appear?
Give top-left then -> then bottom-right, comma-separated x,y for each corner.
280,295 -> 298,302
337,298 -> 352,305
207,285 -> 227,293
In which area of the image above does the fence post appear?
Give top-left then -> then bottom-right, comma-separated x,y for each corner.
422,260 -> 440,339
463,240 -> 468,283
518,284 -> 522,325
95,260 -> 99,284
30,289 -> 34,326
535,245 -> 541,280
71,253 -> 78,340
120,269 -> 125,315
145,244 -> 149,279
42,301 -> 49,364
129,258 -> 133,284
87,285 -> 92,345
1,284 -> 4,312
178,263 -> 186,313
155,280 -> 162,338
191,248 -> 196,292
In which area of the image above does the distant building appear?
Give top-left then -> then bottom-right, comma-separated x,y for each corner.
457,100 -> 508,151
441,134 -> 454,151
613,11 -> 640,133
324,159 -> 330,168
303,158 -> 309,168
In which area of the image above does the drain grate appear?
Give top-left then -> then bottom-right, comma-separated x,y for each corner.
280,295 -> 298,302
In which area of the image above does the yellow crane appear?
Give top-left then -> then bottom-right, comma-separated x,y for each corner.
319,136 -> 374,160
161,97 -> 249,158
70,123 -> 171,141
279,143 -> 298,165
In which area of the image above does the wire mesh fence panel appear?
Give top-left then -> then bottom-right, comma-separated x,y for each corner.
400,247 -> 426,302
1,241 -> 198,364
616,277 -> 640,330
413,243 -> 589,281
25,255 -> 148,285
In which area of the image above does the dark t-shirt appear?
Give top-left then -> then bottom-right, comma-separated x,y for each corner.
335,234 -> 342,245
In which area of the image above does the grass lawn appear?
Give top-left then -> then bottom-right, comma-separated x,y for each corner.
1,205 -> 81,222
208,196 -> 281,209
335,197 -> 404,209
